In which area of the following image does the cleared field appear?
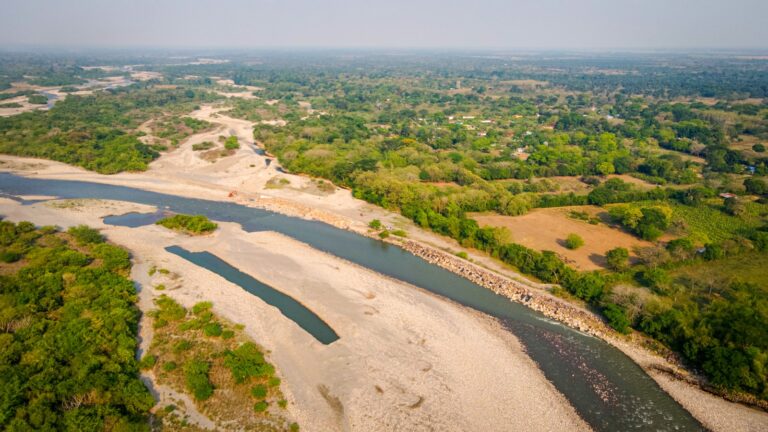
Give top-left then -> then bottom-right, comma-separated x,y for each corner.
471,206 -> 652,270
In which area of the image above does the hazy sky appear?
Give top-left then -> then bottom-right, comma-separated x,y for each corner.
1,0 -> 766,50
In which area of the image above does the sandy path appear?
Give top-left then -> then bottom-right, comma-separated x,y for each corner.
0,198 -> 590,432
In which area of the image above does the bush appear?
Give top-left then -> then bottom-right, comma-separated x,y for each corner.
184,359 -> 214,401
753,143 -> 766,153
193,301 -> 213,315
162,361 -> 178,372
0,250 -> 21,263
173,340 -> 193,353
139,354 -> 157,370
203,322 -> 223,337
391,229 -> 407,237
368,219 -> 382,229
156,214 -> 218,234
744,178 -> 768,196
564,233 -> 584,250
455,251 -> 469,259
68,225 -> 104,245
253,401 -> 269,413
605,247 -> 629,271
378,230 -> 390,239
603,303 -> 631,334
639,268 -> 670,290
703,243 -> 726,260
27,94 -> 48,104
224,342 -> 273,383
251,384 -> 268,399
192,141 -> 215,151
155,295 -> 187,322
224,136 -> 240,150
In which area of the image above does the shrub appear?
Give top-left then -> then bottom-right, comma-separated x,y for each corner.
27,94 -> 48,104
0,250 -> 21,263
605,247 -> 629,271
162,361 -> 178,372
193,301 -> 213,315
455,251 -> 469,259
184,359 -> 214,401
703,243 -> 725,260
378,230 -> 390,239
251,384 -> 268,399
391,229 -> 407,237
192,141 -> 215,151
639,268 -> 670,290
203,322 -> 223,337
753,143 -> 766,153
139,355 -> 157,370
173,340 -> 193,353
154,295 -> 187,322
368,219 -> 382,229
224,342 -> 273,383
744,178 -> 768,196
224,136 -> 240,150
68,225 -> 104,245
268,377 -> 281,387
156,214 -> 218,235
253,401 -> 268,413
603,303 -> 631,334
564,233 -> 584,250
222,329 -> 236,339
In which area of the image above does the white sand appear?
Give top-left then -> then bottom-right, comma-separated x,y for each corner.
0,198 -> 590,432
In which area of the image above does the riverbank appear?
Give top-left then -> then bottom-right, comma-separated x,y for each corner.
0,197 -> 591,432
1,103 -> 767,429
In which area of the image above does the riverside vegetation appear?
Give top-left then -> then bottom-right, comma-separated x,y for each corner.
155,214 -> 218,235
143,296 -> 298,431
0,221 -> 154,430
1,51 -> 767,403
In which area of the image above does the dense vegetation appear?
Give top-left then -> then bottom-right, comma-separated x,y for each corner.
0,85 -> 219,173
156,214 -> 218,235
0,221 -> 154,430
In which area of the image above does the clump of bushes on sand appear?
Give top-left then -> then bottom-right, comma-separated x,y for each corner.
156,214 -> 218,234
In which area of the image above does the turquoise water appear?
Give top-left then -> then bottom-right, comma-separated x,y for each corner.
0,173 -> 704,431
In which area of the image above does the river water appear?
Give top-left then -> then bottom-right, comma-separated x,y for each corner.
0,173 -> 704,431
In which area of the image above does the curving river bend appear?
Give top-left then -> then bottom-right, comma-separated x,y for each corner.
0,173 -> 704,431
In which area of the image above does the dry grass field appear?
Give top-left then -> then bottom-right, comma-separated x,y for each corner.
471,206 -> 653,270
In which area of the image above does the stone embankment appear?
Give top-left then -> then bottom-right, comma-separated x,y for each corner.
395,239 -> 612,337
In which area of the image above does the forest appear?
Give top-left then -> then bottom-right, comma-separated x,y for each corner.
0,221 -> 154,430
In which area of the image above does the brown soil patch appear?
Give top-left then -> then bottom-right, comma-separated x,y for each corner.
471,206 -> 653,270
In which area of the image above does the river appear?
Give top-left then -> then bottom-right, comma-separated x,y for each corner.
0,172 -> 704,431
